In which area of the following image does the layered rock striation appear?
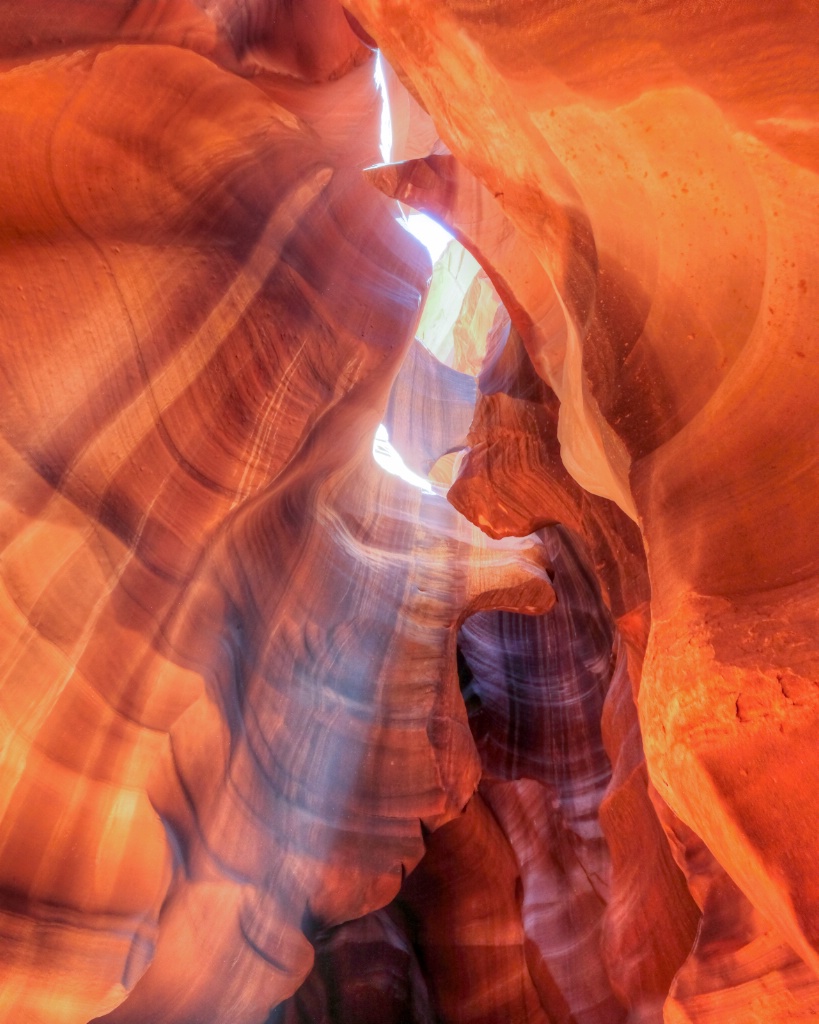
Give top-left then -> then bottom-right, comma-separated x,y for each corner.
0,1 -> 818,1022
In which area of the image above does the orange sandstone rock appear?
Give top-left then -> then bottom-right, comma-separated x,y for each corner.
2,0 -> 819,1021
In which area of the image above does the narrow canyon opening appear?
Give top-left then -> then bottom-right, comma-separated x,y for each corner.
1,4 -> 816,1024
274,49 -> 640,1024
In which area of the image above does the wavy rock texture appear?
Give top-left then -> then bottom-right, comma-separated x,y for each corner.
459,527 -> 627,1024
2,0 -> 819,1022
0,4 -> 558,1021
350,0 -> 819,1020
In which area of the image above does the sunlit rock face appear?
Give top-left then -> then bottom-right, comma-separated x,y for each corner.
1,1 -> 818,1023
350,0 -> 819,1020
0,4 -> 556,1021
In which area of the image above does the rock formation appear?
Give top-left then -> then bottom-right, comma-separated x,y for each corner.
0,1 -> 817,1022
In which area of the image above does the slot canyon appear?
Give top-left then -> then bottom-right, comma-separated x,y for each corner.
0,1 -> 817,1021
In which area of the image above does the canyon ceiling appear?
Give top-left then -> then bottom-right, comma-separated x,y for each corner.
0,1 -> 817,1022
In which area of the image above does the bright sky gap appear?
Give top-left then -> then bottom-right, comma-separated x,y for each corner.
372,53 -> 451,492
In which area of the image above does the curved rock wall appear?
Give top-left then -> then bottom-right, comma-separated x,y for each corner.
1,1 -> 818,1022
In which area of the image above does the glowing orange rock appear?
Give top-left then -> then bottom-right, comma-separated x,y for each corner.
3,0 -> 819,1020
0,5 -> 556,1020
351,0 -> 819,1016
